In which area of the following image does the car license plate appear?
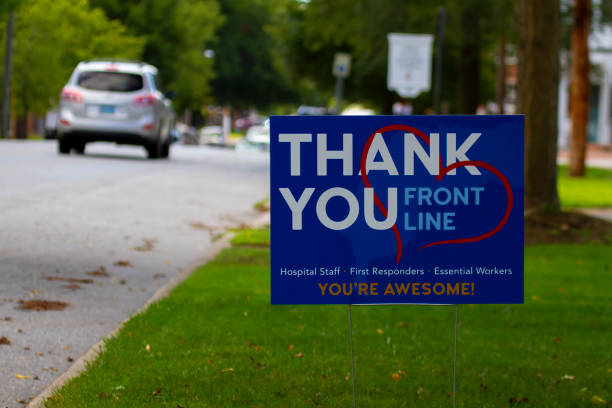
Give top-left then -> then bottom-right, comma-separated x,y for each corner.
99,105 -> 115,114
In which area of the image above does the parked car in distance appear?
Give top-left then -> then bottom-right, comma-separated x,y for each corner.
236,124 -> 270,152
199,125 -> 223,145
297,105 -> 329,115
57,60 -> 174,159
245,125 -> 270,145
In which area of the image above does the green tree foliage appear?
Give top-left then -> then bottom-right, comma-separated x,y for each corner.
0,0 -> 142,115
290,0 -> 513,113
91,0 -> 222,112
210,0 -> 296,109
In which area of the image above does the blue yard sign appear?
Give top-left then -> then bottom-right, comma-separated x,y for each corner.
270,115 -> 524,305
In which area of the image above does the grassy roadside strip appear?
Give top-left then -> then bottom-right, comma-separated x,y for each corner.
558,165 -> 612,208
45,227 -> 611,407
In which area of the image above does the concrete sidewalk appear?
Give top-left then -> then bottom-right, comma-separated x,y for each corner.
558,144 -> 612,223
558,144 -> 612,169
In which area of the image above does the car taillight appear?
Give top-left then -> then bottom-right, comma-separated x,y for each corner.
61,88 -> 82,103
132,94 -> 156,106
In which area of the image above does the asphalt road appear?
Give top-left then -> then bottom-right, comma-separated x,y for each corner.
0,140 -> 269,407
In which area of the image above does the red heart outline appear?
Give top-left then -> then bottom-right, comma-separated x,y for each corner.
360,125 -> 513,263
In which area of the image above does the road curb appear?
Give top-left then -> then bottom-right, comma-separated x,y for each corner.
28,211 -> 270,407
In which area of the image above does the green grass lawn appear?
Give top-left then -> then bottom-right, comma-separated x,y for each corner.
46,229 -> 612,407
558,165 -> 612,208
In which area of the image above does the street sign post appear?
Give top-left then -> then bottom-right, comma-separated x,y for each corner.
332,53 -> 351,114
270,115 -> 524,305
387,33 -> 433,98
332,53 -> 351,78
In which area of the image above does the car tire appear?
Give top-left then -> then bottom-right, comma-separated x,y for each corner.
146,139 -> 162,159
58,139 -> 71,154
74,143 -> 86,155
160,140 -> 170,159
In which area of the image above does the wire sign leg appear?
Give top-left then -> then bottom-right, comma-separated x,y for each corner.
348,304 -> 357,408
453,304 -> 459,408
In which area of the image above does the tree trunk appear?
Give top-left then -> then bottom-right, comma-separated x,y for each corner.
15,114 -> 27,139
568,0 -> 591,177
457,3 -> 481,114
496,36 -> 506,115
517,0 -> 560,212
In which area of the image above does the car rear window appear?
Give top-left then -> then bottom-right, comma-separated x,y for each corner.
77,71 -> 143,92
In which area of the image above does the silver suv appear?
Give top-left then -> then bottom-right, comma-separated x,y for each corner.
57,60 -> 174,159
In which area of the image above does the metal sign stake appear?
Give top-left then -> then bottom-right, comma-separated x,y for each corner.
453,304 -> 459,408
348,304 -> 357,408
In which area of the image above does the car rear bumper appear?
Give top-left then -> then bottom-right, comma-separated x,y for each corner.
58,109 -> 158,142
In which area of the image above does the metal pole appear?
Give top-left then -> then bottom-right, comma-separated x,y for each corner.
348,304 -> 357,408
1,11 -> 15,138
433,7 -> 446,114
334,77 -> 344,114
453,304 -> 458,408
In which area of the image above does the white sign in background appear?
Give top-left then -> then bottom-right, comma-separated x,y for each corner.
387,33 -> 433,98
332,53 -> 351,78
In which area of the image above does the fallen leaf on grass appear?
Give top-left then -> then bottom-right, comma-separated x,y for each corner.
145,344 -> 151,352
556,374 -> 575,383
152,387 -> 162,396
0,336 -> 10,345
221,368 -> 234,374
87,266 -> 110,277
44,276 -> 93,284
590,395 -> 606,404
376,328 -> 384,335
18,300 -> 68,311
14,374 -> 30,379
295,352 -> 303,358
509,397 -> 529,404
554,337 -> 562,343
392,373 -> 401,381
113,260 -> 133,267
288,344 -> 294,351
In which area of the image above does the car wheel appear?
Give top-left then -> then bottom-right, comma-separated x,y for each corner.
74,143 -> 86,155
160,140 -> 170,159
146,139 -> 162,159
58,139 -> 71,154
